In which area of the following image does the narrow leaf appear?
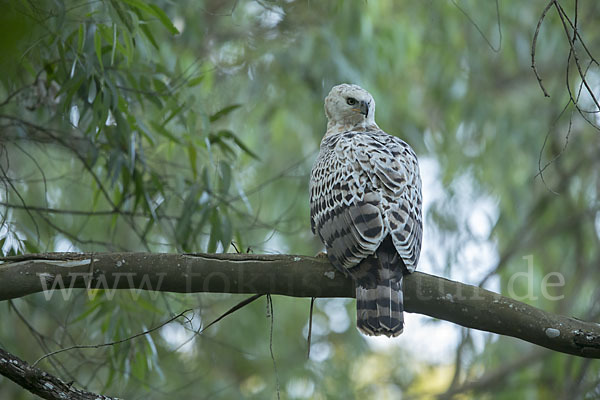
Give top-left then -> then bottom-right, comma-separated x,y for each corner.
77,24 -> 85,53
218,161 -> 231,195
188,143 -> 198,180
111,23 -> 117,66
148,4 -> 179,35
140,24 -> 159,49
217,130 -> 260,160
187,75 -> 204,87
162,103 -> 185,126
210,104 -> 241,122
88,77 -> 97,103
94,27 -> 103,69
149,121 -> 181,143
121,0 -> 154,14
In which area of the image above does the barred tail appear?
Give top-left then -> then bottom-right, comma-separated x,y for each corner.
355,237 -> 405,337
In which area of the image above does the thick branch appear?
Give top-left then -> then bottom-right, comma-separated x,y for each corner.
0,345 -> 118,400
1,252 -> 599,358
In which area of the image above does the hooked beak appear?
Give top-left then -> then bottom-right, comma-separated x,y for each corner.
353,100 -> 369,118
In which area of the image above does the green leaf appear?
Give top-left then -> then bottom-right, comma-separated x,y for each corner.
148,4 -> 179,35
92,183 -> 102,209
136,121 -> 156,145
109,0 -> 134,32
187,75 -> 204,87
111,23 -> 117,66
218,160 -> 231,195
77,23 -> 85,53
23,240 -> 40,254
206,208 -> 233,253
58,75 -> 85,112
71,300 -> 104,323
207,134 -> 236,157
98,23 -> 127,63
202,166 -> 211,192
88,77 -> 97,103
121,27 -> 134,66
209,104 -> 241,122
131,295 -> 162,314
217,130 -> 260,160
141,218 -> 155,239
129,130 -> 136,173
230,134 -> 260,160
121,0 -> 154,14
149,121 -> 181,143
120,1 -> 179,34
94,27 -> 103,69
104,77 -> 118,109
162,103 -> 185,126
175,184 -> 202,248
140,23 -> 159,49
133,170 -> 144,211
190,206 -> 210,246
233,230 -> 245,254
219,212 -> 232,252
187,142 -> 198,180
105,364 -> 116,389
152,77 -> 168,94
207,209 -> 219,253
131,345 -> 148,381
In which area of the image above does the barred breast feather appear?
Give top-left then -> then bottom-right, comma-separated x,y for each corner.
310,129 -> 422,337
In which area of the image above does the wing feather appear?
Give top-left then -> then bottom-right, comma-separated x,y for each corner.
310,130 -> 422,274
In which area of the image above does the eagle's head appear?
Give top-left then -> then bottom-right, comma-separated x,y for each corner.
324,84 -> 376,132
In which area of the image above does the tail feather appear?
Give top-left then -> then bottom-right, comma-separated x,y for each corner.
355,236 -> 405,337
356,286 -> 378,336
376,275 -> 403,333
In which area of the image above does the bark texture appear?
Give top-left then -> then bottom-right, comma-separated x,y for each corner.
1,252 -> 599,359
0,346 -> 118,400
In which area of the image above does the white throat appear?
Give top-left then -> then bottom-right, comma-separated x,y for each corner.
325,118 -> 378,137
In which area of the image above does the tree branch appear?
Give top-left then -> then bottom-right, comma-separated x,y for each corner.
0,252 -> 599,359
0,345 -> 118,400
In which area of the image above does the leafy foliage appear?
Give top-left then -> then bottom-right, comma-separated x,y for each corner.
1,0 -> 600,399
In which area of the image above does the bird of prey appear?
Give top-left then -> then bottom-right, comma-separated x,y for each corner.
310,83 -> 422,337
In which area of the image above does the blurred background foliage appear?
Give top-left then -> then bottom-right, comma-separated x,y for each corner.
1,0 -> 599,399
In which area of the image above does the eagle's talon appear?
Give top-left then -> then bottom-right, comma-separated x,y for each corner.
315,251 -> 329,259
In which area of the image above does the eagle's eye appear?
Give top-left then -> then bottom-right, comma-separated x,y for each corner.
346,97 -> 357,106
